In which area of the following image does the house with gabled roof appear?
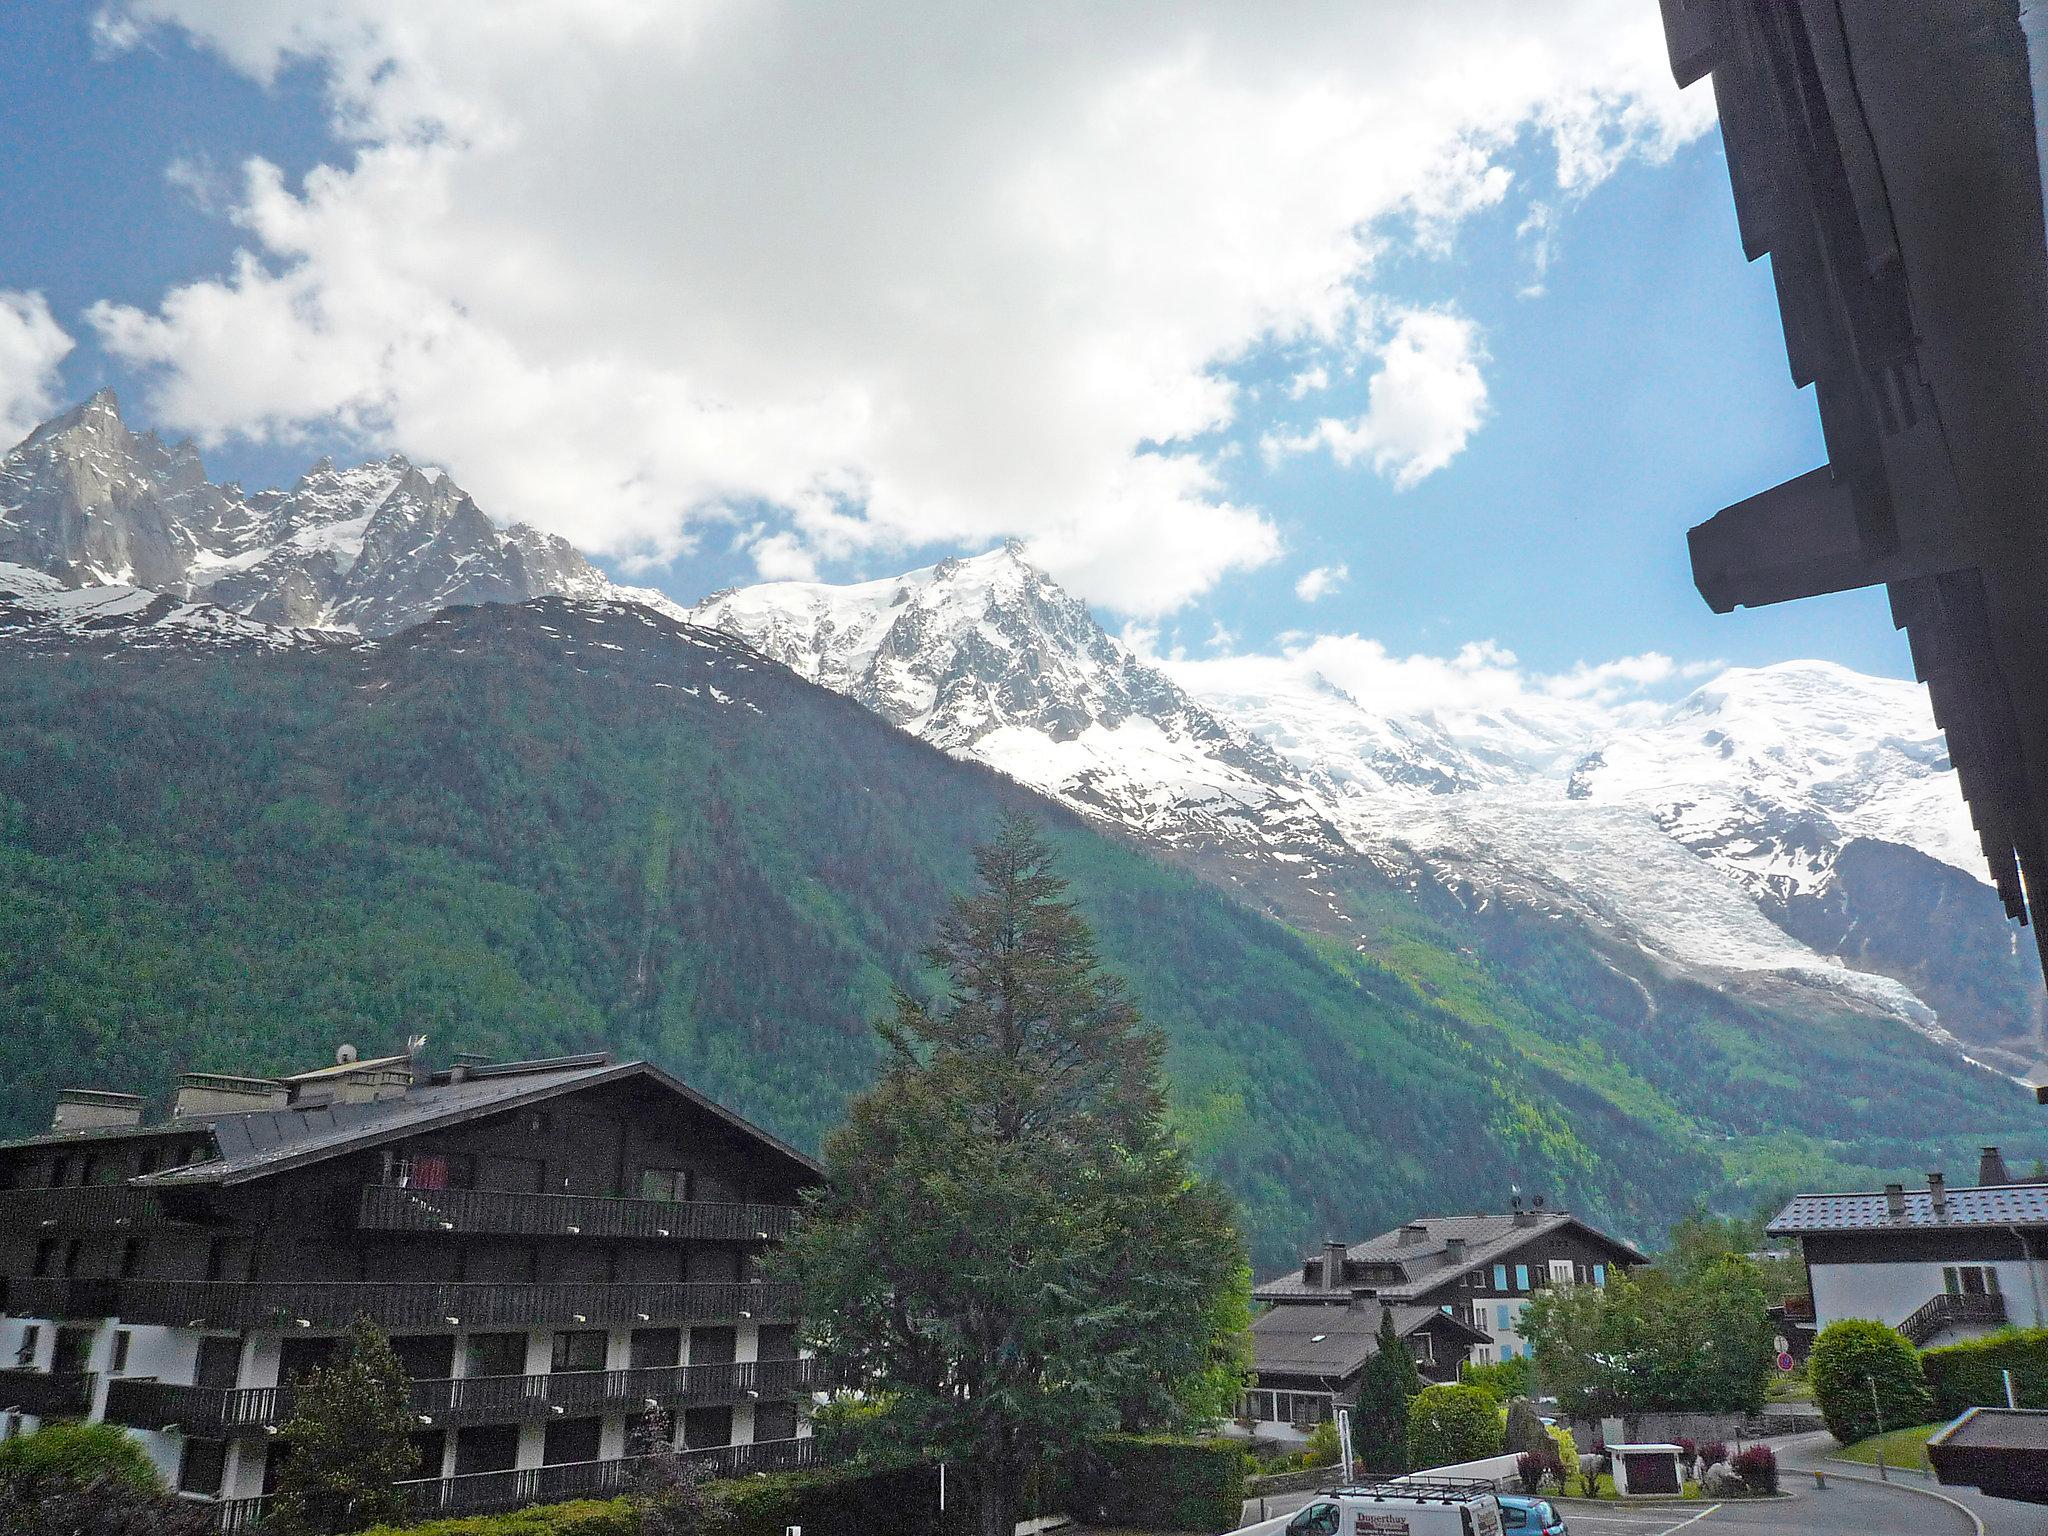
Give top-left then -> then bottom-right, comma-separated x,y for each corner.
0,1044 -> 822,1527
1240,1198 -> 1646,1442
1766,1148 -> 2048,1347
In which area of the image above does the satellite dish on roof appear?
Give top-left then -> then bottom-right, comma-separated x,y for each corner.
336,1043 -> 359,1065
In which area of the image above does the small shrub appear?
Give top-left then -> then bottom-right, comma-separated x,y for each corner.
1698,1440 -> 1728,1470
1515,1445 -> 1562,1494
1675,1437 -> 1697,1464
1405,1384 -> 1504,1471
1810,1319 -> 1934,1444
1578,1453 -> 1606,1498
0,1422 -> 163,1497
1503,1398 -> 1550,1457
1731,1444 -> 1777,1494
1301,1421 -> 1340,1469
1547,1424 -> 1579,1485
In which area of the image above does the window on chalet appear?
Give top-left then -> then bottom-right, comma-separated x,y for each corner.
542,1416 -> 602,1465
454,1424 -> 519,1476
382,1151 -> 476,1191
465,1332 -> 527,1378
1407,1335 -> 1435,1364
1515,1264 -> 1530,1291
1593,1264 -> 1606,1286
551,1330 -> 608,1373
1492,1264 -> 1508,1290
1944,1266 -> 2000,1297
682,1405 -> 733,1448
754,1401 -> 799,1442
51,1328 -> 92,1377
13,1326 -> 39,1368
177,1438 -> 226,1497
631,1328 -> 682,1369
47,1155 -> 70,1188
639,1168 -> 690,1203
110,1330 -> 131,1374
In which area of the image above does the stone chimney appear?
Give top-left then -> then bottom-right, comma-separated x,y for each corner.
1322,1240 -> 1348,1291
51,1090 -> 144,1132
1398,1223 -> 1428,1246
1884,1182 -> 1907,1220
1928,1172 -> 1948,1217
1445,1236 -> 1468,1265
1348,1288 -> 1380,1313
1512,1197 -> 1538,1228
1979,1146 -> 2012,1187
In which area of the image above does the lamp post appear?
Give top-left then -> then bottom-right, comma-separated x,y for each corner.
1867,1374 -> 1887,1481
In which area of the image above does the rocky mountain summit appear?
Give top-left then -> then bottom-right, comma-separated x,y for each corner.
693,547 -> 2046,1078
0,392 -> 645,636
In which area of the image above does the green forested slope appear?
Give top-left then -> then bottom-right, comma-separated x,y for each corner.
0,599 -> 2038,1268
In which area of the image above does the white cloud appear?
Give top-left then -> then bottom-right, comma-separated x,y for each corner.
1166,630 -> 1704,742
91,0 -> 1712,613
1294,563 -> 1349,602
0,292 -> 76,450
1286,364 -> 1330,401
1265,307 -> 1490,486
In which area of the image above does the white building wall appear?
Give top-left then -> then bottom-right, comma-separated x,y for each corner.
1811,1258 -> 2048,1335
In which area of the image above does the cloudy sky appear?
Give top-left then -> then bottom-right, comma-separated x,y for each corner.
1,2 -> 1914,716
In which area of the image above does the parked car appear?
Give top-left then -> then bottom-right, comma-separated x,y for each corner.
1284,1479 -> 1505,1536
1497,1494 -> 1567,1535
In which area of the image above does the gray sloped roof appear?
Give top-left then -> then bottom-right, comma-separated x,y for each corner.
1769,1182 -> 2048,1235
1251,1302 -> 1486,1379
134,1059 -> 821,1187
1254,1211 -> 1645,1303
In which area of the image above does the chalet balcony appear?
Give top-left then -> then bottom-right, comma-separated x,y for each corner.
356,1184 -> 798,1244
6,1277 -> 798,1331
0,1366 -> 95,1418
0,1184 -> 176,1232
211,1437 -> 821,1531
2,1277 -> 121,1320
1899,1290 -> 2007,1347
105,1357 -> 820,1437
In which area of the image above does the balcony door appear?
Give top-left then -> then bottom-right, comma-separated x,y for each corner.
196,1335 -> 244,1390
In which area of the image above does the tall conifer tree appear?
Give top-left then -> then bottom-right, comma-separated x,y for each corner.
784,813 -> 1246,1536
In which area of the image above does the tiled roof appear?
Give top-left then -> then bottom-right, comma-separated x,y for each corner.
1768,1183 -> 2048,1235
1254,1211 -> 1644,1303
1250,1302 -> 1480,1379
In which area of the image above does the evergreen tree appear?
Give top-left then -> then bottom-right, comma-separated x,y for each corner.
782,813 -> 1247,1536
269,1318 -> 419,1535
1350,1308 -> 1421,1473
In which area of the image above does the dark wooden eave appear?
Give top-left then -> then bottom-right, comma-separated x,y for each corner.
1660,0 -> 2048,987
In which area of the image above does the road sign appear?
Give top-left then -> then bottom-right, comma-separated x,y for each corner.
1777,1351 -> 1796,1371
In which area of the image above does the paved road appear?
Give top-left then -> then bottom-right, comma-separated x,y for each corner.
1552,1476 -> 1974,1535
1772,1430 -> 2045,1536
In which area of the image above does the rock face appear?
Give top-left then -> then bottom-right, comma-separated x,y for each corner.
694,548 -> 2046,1077
0,392 -> 642,637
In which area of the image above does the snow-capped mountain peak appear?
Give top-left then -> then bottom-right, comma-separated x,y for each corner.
0,394 -> 640,638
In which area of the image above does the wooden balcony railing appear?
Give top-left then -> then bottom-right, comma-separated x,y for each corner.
0,1366 -> 95,1418
6,1277 -> 798,1331
1899,1290 -> 2007,1346
0,1185 -> 176,1232
106,1357 -> 820,1436
357,1184 -> 798,1243
2,1277 -> 122,1320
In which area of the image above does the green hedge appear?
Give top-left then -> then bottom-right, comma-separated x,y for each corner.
709,1460 -> 957,1536
1058,1435 -> 1247,1533
357,1500 -> 638,1536
1922,1328 -> 2048,1418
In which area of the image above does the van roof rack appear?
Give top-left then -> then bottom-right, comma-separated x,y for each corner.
1322,1478 -> 1498,1501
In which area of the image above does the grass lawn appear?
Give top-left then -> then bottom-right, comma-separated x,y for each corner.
1834,1423 -> 1940,1473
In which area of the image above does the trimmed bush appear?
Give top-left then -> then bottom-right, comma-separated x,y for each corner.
1731,1444 -> 1777,1494
1060,1435 -> 1247,1532
1810,1320 -> 1934,1444
1503,1398 -> 1550,1458
1405,1384 -> 1504,1471
357,1501 -> 638,1536
710,1461 -> 955,1536
0,1421 -> 163,1497
1921,1327 -> 2048,1418
1300,1421 -> 1340,1469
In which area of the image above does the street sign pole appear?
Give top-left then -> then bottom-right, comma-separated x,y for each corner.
1337,1407 -> 1355,1484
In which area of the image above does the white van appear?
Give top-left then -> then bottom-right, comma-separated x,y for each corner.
1283,1479 -> 1506,1536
